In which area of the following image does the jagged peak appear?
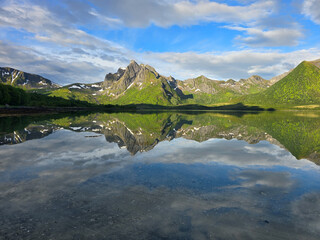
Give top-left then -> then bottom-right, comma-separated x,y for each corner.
239,75 -> 265,84
248,75 -> 265,80
192,75 -> 211,81
129,59 -> 138,65
144,64 -> 157,72
225,79 -> 236,85
168,75 -> 176,81
126,60 -> 141,72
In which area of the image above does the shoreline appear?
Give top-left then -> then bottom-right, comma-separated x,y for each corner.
0,106 -> 96,116
0,104 -> 270,116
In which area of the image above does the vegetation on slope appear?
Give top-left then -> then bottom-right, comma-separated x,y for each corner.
244,61 -> 320,106
111,71 -> 181,105
0,83 -> 94,107
4,110 -> 320,163
4,59 -> 320,109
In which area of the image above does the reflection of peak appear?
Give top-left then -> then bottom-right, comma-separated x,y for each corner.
2,112 -> 320,165
0,125 -> 59,145
100,115 -> 192,155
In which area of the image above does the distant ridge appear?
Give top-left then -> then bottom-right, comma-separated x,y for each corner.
0,67 -> 60,89
244,59 -> 320,106
3,58 -> 320,108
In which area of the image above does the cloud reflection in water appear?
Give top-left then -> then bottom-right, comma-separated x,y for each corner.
0,129 -> 320,239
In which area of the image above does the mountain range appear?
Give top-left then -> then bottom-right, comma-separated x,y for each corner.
1,58 -> 320,108
0,67 -> 60,89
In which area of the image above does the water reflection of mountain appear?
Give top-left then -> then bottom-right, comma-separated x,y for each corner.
1,111 -> 320,164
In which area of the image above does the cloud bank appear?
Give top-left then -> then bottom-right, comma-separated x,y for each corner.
0,0 -> 318,84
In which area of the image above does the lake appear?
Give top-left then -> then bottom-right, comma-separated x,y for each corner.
1,111 -> 320,239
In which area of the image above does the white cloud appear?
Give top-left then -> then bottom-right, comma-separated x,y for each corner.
91,0 -> 276,27
0,1 -> 125,52
0,41 -> 125,85
139,48 -> 320,80
0,1 -> 132,84
302,0 -> 320,24
2,38 -> 319,84
226,26 -> 303,47
0,0 -> 317,84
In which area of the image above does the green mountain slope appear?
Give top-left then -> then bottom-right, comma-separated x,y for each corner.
0,83 -> 93,107
46,82 -> 108,105
39,61 -> 272,106
46,61 -> 182,106
111,68 -> 181,105
5,58 -> 320,108
244,61 -> 320,106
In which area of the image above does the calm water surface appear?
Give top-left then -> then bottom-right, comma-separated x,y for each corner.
1,111 -> 320,239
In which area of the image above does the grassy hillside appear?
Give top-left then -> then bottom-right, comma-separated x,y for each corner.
244,61 -> 320,107
0,83 -> 94,107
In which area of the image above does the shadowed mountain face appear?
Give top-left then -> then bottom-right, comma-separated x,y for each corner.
0,67 -> 60,89
1,111 -> 320,164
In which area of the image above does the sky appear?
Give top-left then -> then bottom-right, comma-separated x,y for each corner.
0,0 -> 320,85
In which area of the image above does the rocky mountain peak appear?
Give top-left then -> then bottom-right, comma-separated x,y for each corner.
103,67 -> 125,88
239,75 -> 266,84
249,75 -> 265,81
122,60 -> 141,82
225,79 -> 236,85
198,75 -> 208,80
127,60 -> 141,74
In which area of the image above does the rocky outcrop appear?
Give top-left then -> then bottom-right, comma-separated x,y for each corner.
108,60 -> 141,94
239,75 -> 266,85
177,75 -> 220,94
103,68 -> 125,88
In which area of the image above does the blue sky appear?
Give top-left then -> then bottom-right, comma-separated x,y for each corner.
0,0 -> 320,84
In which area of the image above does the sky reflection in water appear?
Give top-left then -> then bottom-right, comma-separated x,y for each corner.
1,113 -> 320,239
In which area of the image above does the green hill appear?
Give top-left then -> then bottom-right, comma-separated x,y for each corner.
244,60 -> 320,107
0,83 -> 94,107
